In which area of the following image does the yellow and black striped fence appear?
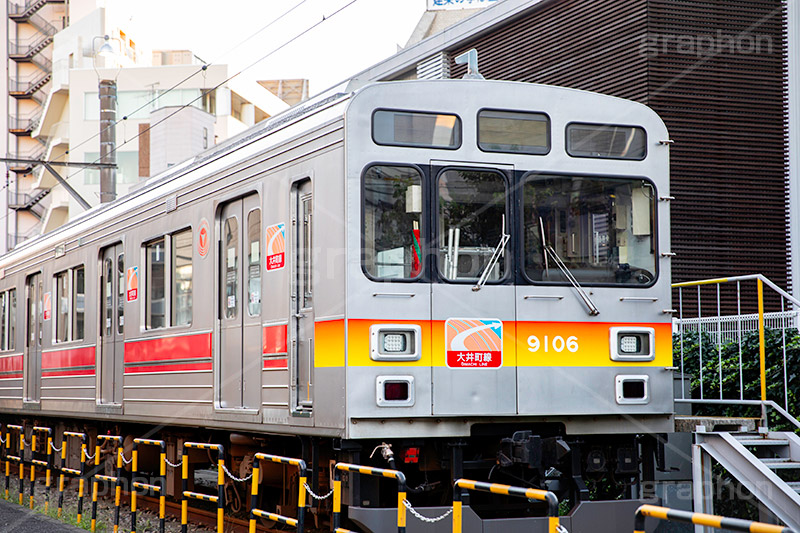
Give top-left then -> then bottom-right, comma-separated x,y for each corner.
248,452 -> 308,533
131,438 -> 166,533
181,442 -> 225,533
30,426 -> 52,511
333,462 -> 407,533
634,504 -> 794,533
5,424 -> 24,505
453,479 -> 560,533
91,435 -> 123,533
58,431 -> 88,522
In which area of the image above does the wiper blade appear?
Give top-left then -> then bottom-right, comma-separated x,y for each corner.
544,245 -> 600,316
473,215 -> 510,291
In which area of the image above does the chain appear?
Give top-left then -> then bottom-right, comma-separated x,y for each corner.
402,499 -> 453,523
557,525 -> 569,533
221,463 -> 253,483
49,442 -> 62,453
21,437 -> 30,448
0,435 -> 5,445
304,482 -> 334,500
120,453 -> 133,465
84,449 -> 96,461
165,457 -> 183,469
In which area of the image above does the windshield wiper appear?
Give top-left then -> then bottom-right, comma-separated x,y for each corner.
544,245 -> 600,316
472,215 -> 510,291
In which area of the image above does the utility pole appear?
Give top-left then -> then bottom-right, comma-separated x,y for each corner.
99,79 -> 117,203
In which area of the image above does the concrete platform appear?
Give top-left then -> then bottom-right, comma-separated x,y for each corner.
0,498 -> 84,532
674,415 -> 759,433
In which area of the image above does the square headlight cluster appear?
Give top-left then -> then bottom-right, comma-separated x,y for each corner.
609,327 -> 655,361
370,325 -> 422,361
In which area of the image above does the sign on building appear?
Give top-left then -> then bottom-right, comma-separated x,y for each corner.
427,0 -> 498,11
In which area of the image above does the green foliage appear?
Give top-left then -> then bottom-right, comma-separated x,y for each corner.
673,328 -> 800,430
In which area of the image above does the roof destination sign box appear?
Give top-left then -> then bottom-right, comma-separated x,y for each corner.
427,0 -> 498,10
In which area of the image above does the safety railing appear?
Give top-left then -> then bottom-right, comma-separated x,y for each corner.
672,274 -> 800,424
58,431 -> 87,522
131,438 -> 166,533
333,463 -> 407,533
634,504 -> 794,533
30,426 -> 52,510
6,425 -> 24,505
91,435 -> 122,533
181,442 -> 225,533
453,479 -> 559,533
248,453 -> 308,532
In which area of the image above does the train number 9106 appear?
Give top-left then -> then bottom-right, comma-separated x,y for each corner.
527,335 -> 579,353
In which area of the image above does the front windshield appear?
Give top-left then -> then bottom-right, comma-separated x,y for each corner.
523,175 -> 656,285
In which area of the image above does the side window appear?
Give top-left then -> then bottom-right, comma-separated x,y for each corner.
146,239 -> 166,329
171,229 -> 193,326
54,267 -> 85,343
0,292 -> 6,350
9,289 -> 16,351
73,268 -> 85,340
247,209 -> 261,317
363,165 -> 424,280
55,271 -> 69,342
146,228 -> 193,329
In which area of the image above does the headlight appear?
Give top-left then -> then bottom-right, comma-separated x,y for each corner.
382,333 -> 408,353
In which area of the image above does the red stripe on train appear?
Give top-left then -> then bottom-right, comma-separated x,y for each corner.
125,362 -> 212,374
125,333 -> 212,363
0,373 -> 22,379
263,324 -> 287,354
42,347 -> 95,370
42,369 -> 95,377
0,355 -> 23,373
263,358 -> 288,369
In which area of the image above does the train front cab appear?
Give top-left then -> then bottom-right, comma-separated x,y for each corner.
340,80 -> 674,531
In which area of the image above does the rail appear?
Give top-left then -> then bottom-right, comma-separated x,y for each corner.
453,479 -> 559,533
91,435 -> 123,533
672,274 -> 800,425
333,463 -> 407,533
249,453 -> 308,532
181,442 -> 225,533
131,438 -> 166,533
634,504 -> 794,533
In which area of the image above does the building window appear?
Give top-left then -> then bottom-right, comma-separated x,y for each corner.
146,228 -> 193,329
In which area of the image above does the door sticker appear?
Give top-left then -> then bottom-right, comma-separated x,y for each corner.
197,218 -> 210,258
265,222 -> 285,271
127,266 -> 139,302
42,292 -> 51,321
445,318 -> 503,368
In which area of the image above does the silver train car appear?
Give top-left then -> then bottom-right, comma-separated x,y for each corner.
0,78 -> 673,531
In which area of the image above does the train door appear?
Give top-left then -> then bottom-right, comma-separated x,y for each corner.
99,244 -> 124,404
24,273 -> 42,403
219,195 -> 262,409
430,164 -> 517,416
291,179 -> 313,413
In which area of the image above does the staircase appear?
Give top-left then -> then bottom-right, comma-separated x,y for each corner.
694,428 -> 800,531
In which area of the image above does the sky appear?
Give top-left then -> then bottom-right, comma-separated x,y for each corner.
113,0 -> 428,97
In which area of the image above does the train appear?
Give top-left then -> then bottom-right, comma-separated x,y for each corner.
0,76 -> 674,532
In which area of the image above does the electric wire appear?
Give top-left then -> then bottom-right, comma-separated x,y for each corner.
59,0 -> 359,187
64,0 -> 312,159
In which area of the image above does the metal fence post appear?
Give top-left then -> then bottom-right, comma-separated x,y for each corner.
131,438 -> 166,533
92,436 -> 123,533
181,442 -> 225,533
248,453 -> 308,532
30,426 -> 52,511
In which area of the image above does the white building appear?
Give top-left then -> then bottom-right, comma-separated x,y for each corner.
4,1 -> 286,251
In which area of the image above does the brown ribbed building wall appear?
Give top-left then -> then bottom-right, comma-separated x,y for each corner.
448,0 -> 789,310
